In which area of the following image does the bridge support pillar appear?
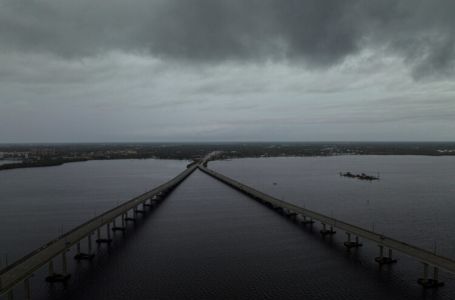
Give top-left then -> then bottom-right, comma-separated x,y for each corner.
62,251 -> 68,275
75,234 -> 95,260
88,232 -> 93,253
418,263 -> 444,288
144,199 -> 154,207
375,245 -> 397,265
107,223 -> 111,240
134,206 -> 146,215
112,215 -> 127,232
7,289 -> 13,300
24,278 -> 31,300
125,210 -> 136,223
344,233 -> 362,249
48,260 -> 54,276
320,223 -> 336,236
96,224 -> 112,244
288,212 -> 298,220
45,252 -> 71,283
300,215 -> 314,225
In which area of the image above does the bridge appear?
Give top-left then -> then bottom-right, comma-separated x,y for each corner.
0,163 -> 198,299
1,153 -> 454,298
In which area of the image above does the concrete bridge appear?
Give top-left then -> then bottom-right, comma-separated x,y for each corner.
0,163 -> 198,299
1,154 -> 455,298
198,164 -> 455,289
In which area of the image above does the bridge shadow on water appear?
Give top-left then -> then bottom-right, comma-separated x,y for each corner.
21,170 -> 452,300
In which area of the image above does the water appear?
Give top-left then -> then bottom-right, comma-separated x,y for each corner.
2,156 -> 455,299
0,159 -> 187,263
211,156 -> 455,257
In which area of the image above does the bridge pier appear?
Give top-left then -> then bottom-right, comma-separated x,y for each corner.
125,210 -> 136,223
320,223 -> 336,236
112,215 -> 127,232
45,252 -> 71,283
7,289 -> 13,300
273,206 -> 284,214
344,232 -> 362,249
24,278 -> 31,300
375,245 -> 397,265
418,263 -> 444,288
299,215 -> 315,225
122,214 -> 126,227
74,233 -> 95,260
288,212 -> 298,220
96,223 -> 112,244
134,205 -> 146,215
144,199 -> 155,207
88,232 -> 93,253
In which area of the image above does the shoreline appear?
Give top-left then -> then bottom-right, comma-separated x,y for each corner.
1,152 -> 455,172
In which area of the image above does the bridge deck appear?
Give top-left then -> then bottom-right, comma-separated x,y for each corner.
0,165 -> 197,295
199,165 -> 455,274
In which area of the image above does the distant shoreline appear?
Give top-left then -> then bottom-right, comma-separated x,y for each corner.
1,142 -> 454,171
1,151 -> 455,172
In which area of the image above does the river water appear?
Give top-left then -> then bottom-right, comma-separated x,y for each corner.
0,159 -> 187,263
1,156 -> 455,299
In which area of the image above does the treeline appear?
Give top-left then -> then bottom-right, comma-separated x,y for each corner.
1,142 -> 454,172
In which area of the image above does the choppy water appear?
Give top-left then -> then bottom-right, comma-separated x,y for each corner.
2,156 -> 455,299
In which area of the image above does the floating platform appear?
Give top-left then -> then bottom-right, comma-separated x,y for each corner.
374,257 -> 397,265
417,278 -> 444,288
340,172 -> 379,181
125,217 -> 136,222
74,253 -> 95,260
134,210 -> 146,214
45,273 -> 71,283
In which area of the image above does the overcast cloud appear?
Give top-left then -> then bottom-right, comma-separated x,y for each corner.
1,0 -> 454,142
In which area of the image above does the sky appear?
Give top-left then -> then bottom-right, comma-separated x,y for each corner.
0,0 -> 454,142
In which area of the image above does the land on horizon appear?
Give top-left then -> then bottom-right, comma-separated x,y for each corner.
1,142 -> 455,172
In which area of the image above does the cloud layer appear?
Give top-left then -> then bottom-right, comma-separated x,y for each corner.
1,0 -> 455,76
1,1 -> 455,142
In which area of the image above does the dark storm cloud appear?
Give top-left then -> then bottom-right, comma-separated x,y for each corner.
1,0 -> 455,75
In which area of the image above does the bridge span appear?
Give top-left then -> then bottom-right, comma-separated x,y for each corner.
198,164 -> 455,289
0,164 -> 198,299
